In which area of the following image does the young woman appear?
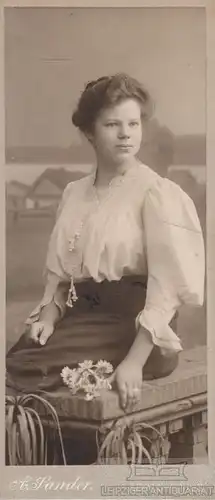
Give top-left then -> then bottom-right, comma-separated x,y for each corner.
6,73 -> 205,413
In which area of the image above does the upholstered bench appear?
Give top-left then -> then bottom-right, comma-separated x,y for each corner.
40,346 -> 207,465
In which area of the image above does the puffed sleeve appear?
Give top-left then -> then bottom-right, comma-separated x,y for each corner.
136,178 -> 205,353
25,182 -> 73,325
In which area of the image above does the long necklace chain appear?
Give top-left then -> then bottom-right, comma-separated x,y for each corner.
66,170 -> 129,308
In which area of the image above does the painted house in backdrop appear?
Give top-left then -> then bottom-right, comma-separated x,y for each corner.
6,181 -> 29,211
25,167 -> 84,209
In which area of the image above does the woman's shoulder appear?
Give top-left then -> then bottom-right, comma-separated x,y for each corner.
65,170 -> 95,189
137,163 -> 192,202
56,170 -> 95,217
137,163 -> 200,222
136,162 -> 166,193
61,170 -> 95,197
138,164 -> 202,232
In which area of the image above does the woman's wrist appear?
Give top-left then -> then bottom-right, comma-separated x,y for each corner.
39,300 -> 61,326
123,326 -> 154,368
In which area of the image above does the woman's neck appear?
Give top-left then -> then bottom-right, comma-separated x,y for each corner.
95,157 -> 139,187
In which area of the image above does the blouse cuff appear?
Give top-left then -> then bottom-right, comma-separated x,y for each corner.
25,278 -> 68,325
135,307 -> 183,354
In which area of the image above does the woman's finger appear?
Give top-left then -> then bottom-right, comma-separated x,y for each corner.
127,385 -> 141,411
126,384 -> 136,410
118,382 -> 127,410
39,324 -> 54,345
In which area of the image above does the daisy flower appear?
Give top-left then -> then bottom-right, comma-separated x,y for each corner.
78,360 -> 94,370
95,360 -> 113,374
61,359 -> 113,400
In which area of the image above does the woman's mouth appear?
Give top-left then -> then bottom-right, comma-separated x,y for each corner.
116,145 -> 133,150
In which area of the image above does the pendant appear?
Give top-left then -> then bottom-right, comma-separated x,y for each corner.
66,276 -> 78,308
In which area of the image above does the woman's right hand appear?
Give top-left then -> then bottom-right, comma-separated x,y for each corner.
28,321 -> 55,346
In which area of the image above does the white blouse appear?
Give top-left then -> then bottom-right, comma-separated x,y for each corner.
26,163 -> 205,354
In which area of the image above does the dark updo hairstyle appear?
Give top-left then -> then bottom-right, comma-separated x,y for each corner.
72,73 -> 153,135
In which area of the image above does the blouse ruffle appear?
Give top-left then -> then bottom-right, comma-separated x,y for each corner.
25,165 -> 205,354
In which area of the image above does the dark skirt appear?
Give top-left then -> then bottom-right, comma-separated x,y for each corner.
6,276 -> 179,393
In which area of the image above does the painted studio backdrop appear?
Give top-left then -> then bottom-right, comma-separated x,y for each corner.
5,7 -> 206,353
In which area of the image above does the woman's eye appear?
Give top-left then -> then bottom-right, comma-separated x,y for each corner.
130,121 -> 139,127
106,122 -> 117,127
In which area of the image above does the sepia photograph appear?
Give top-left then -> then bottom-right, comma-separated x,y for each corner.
4,5 -> 207,469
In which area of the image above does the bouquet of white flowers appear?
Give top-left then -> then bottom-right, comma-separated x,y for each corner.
61,359 -> 113,400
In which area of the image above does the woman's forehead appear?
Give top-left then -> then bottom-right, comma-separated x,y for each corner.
99,99 -> 141,119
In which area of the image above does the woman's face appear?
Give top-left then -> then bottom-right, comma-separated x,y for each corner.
90,99 -> 143,165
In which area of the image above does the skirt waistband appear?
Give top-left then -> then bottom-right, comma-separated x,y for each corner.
67,275 -> 147,316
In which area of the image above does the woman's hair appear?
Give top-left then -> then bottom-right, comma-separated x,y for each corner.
72,73 -> 153,134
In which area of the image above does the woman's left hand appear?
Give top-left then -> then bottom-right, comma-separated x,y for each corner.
110,360 -> 143,411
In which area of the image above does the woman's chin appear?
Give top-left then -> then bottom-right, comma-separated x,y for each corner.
113,151 -> 136,163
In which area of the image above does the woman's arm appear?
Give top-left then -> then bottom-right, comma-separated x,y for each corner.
26,276 -> 69,345
26,183 -> 74,344
111,327 -> 153,410
113,178 -> 205,411
122,326 -> 153,367
27,300 -> 62,345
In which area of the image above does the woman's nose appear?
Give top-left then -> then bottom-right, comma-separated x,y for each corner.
118,125 -> 130,138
